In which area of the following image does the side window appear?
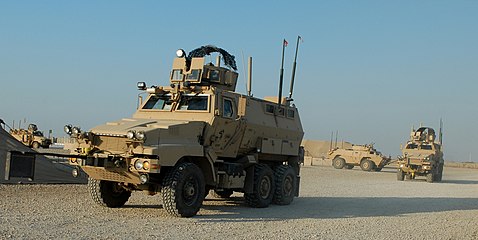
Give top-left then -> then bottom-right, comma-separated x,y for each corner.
223,99 -> 234,118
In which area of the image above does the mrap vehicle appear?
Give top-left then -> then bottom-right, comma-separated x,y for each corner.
397,124 -> 444,183
60,45 -> 304,217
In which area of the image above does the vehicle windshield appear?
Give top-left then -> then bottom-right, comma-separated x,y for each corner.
178,95 -> 208,111
142,94 -> 209,111
142,95 -> 173,110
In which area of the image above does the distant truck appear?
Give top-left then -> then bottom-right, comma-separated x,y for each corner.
9,123 -> 51,149
328,144 -> 391,171
397,126 -> 444,183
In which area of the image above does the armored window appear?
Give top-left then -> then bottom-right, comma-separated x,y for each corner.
421,145 -> 432,150
209,70 -> 220,82
265,104 -> 274,114
287,109 -> 295,118
406,143 -> 418,149
171,69 -> 183,81
178,96 -> 208,111
142,95 -> 173,110
185,69 -> 201,82
223,99 -> 234,118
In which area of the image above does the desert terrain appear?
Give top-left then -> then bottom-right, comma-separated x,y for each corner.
1,165 -> 477,239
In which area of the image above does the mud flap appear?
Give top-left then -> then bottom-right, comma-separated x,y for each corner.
5,151 -> 36,181
243,165 -> 255,194
295,175 -> 300,197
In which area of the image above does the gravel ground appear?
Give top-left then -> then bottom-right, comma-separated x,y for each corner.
1,166 -> 478,240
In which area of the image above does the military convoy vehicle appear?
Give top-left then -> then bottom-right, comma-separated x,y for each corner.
328,144 -> 391,171
397,125 -> 444,183
9,123 -> 51,149
60,45 -> 304,217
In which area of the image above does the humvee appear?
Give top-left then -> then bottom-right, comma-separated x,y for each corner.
397,125 -> 444,183
328,144 -> 391,171
9,123 -> 51,149
62,45 -> 304,217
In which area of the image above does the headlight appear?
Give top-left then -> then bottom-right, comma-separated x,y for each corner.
137,82 -> 146,90
72,127 -> 81,135
136,131 -> 146,141
134,160 -> 143,170
64,125 -> 72,135
126,130 -> 135,139
143,161 -> 150,170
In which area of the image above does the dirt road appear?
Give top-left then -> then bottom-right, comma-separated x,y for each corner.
1,166 -> 477,239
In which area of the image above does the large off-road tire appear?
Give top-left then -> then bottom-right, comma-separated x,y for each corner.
245,164 -> 275,208
437,163 -> 444,181
332,157 -> 346,169
211,189 -> 234,199
426,172 -> 434,183
162,162 -> 206,217
31,141 -> 40,149
273,165 -> 297,205
405,173 -> 412,180
397,170 -> 405,181
88,178 -> 131,208
360,159 -> 375,171
345,164 -> 354,169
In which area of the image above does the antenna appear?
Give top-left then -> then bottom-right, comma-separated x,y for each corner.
335,130 -> 338,148
277,39 -> 287,106
288,36 -> 302,100
329,131 -> 333,150
247,57 -> 253,96
439,118 -> 443,146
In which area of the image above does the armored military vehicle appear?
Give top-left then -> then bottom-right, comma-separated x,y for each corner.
61,45 -> 304,217
328,144 -> 391,171
397,125 -> 444,183
9,123 -> 51,149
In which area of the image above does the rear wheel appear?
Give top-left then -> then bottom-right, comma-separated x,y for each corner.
273,165 -> 297,205
426,172 -> 434,183
397,170 -> 405,181
332,157 -> 346,169
245,164 -> 275,208
88,178 -> 131,208
360,159 -> 375,171
162,162 -> 206,217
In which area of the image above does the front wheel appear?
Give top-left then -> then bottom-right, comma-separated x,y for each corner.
360,159 -> 375,171
31,141 -> 40,149
397,170 -> 405,181
245,164 -> 275,208
88,178 -> 131,208
426,172 -> 434,183
162,162 -> 206,217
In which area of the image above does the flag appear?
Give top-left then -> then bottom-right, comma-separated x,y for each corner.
283,39 -> 288,47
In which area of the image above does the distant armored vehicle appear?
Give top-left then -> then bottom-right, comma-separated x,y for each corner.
397,125 -> 444,183
61,45 -> 304,217
9,123 -> 51,149
328,144 -> 391,171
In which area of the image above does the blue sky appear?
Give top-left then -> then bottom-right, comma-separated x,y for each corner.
1,1 -> 477,161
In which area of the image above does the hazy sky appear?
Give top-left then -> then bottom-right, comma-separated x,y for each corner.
1,1 -> 477,161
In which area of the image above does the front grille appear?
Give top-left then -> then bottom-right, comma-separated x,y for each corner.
94,136 -> 128,153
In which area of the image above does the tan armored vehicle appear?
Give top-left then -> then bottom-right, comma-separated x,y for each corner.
397,125 -> 444,183
61,45 -> 304,217
328,144 -> 391,171
9,123 -> 51,149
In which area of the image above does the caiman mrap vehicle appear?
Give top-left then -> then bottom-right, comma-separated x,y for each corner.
328,144 -> 391,171
397,125 -> 444,183
61,45 -> 304,217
